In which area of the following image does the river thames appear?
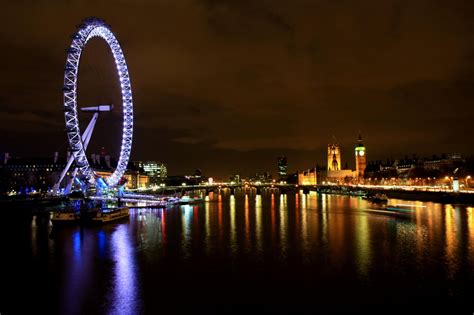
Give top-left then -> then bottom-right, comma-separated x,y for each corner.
1,192 -> 474,314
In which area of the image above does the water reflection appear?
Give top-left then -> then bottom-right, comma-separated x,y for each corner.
300,193 -> 309,253
468,207 -> 474,265
161,208 -> 167,246
355,213 -> 371,279
19,192 -> 474,313
204,198 -> 211,254
271,193 -> 276,240
255,194 -> 263,252
279,193 -> 288,258
244,194 -> 250,251
181,205 -> 193,259
109,224 -> 140,315
60,228 -> 92,315
321,193 -> 329,244
230,195 -> 237,255
97,230 -> 106,259
444,205 -> 459,280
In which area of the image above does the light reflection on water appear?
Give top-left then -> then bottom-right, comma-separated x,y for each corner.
109,224 -> 140,315
59,228 -> 94,315
279,194 -> 288,258
355,212 -> 370,278
181,205 -> 193,259
16,192 -> 474,312
468,207 -> 474,263
255,195 -> 262,253
244,194 -> 250,252
230,195 -> 237,255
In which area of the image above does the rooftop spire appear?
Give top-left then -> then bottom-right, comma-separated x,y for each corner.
357,132 -> 364,147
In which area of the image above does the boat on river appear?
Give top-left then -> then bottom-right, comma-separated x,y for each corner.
363,193 -> 388,203
90,207 -> 129,224
165,196 -> 180,206
51,211 -> 80,225
177,195 -> 203,205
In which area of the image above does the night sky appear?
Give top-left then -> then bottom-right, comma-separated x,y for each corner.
1,0 -> 474,178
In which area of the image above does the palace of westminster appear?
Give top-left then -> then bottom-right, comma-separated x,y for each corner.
298,135 -> 367,185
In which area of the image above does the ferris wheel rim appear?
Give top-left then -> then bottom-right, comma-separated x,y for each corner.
63,17 -> 133,187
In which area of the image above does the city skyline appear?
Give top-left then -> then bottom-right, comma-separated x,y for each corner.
2,144 -> 471,180
1,129 -> 473,179
2,5 -> 474,314
1,1 -> 474,177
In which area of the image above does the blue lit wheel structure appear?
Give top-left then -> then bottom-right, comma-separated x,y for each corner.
63,18 -> 133,187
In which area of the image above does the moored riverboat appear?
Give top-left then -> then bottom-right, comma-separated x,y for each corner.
178,195 -> 203,205
363,193 -> 388,203
90,207 -> 130,224
51,211 -> 80,225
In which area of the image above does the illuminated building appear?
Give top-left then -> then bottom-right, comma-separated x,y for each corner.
0,151 -> 150,192
324,137 -> 355,183
278,156 -> 288,181
355,134 -> 366,178
423,154 -> 463,171
250,172 -> 273,183
135,161 -> 167,184
298,168 -> 317,185
326,170 -> 355,184
1,153 -> 67,193
230,174 -> 241,183
95,170 -> 149,189
87,153 -> 150,189
327,141 -> 341,171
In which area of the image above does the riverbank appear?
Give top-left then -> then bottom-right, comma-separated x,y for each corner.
0,195 -> 68,214
369,188 -> 474,205
316,185 -> 474,205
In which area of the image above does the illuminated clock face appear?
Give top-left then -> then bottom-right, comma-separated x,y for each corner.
359,150 -> 365,156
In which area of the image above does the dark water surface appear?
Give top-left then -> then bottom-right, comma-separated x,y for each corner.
1,192 -> 474,314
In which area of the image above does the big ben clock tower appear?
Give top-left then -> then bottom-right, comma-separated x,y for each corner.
355,134 -> 366,179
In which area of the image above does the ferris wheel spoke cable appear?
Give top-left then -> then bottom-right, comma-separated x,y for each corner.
59,17 -> 134,191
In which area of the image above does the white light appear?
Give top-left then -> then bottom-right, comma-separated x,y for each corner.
63,19 -> 133,188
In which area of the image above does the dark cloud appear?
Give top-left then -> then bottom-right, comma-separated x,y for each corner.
1,0 -> 474,177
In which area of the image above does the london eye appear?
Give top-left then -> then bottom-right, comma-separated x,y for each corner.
54,17 -> 134,193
